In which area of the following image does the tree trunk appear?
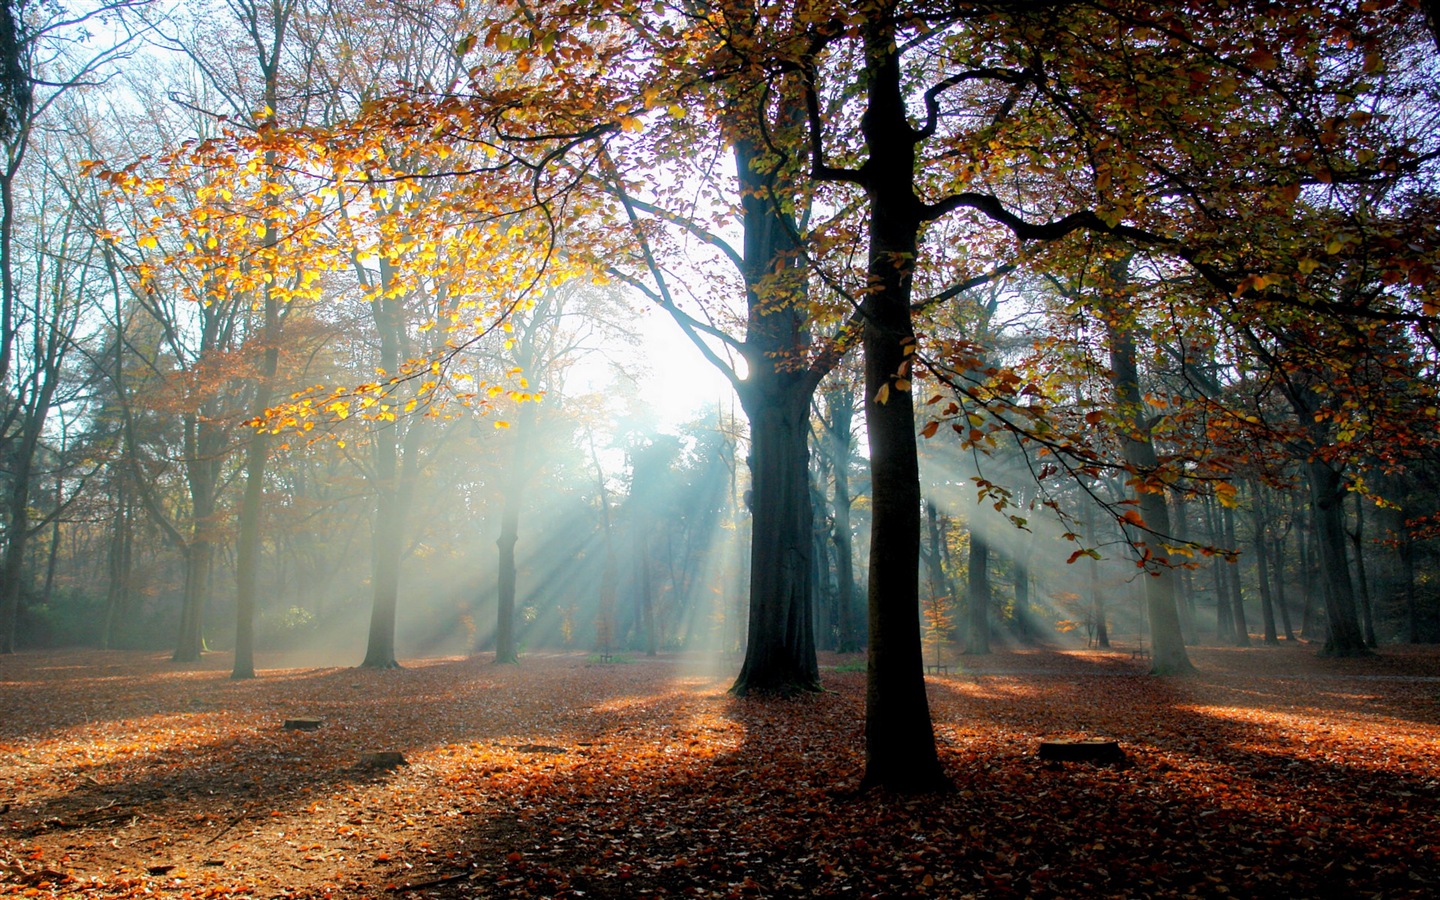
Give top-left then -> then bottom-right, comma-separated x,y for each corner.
492,400 -> 537,665
923,501 -> 949,648
825,384 -> 858,653
1014,550 -> 1032,643
732,390 -> 819,692
1084,497 -> 1109,648
173,541 -> 212,662
727,131 -> 824,695
1273,534 -> 1296,641
1306,460 -> 1368,655
233,292 -> 279,676
1252,498 -> 1279,645
1349,492 -> 1377,648
1170,491 -> 1197,644
1298,505 -> 1320,641
855,20 -> 949,792
0,479 -> 29,653
1205,497 -> 1232,644
1102,271 -> 1192,674
1223,504 -> 1249,645
966,530 -> 991,655
102,487 -> 134,650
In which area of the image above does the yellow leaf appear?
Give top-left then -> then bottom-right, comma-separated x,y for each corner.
874,383 -> 890,405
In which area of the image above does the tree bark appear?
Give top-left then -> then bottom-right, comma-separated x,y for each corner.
1252,496 -> 1279,645
824,383 -> 859,653
1102,270 -> 1192,674
1273,533 -> 1296,641
965,531 -> 991,655
1223,504 -> 1249,645
491,400 -> 537,665
732,389 -> 818,692
1306,460 -> 1368,655
854,18 -> 949,792
1348,491 -> 1377,648
727,133 -> 824,695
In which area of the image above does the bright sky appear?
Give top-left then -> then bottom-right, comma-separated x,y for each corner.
566,299 -> 739,434
635,305 -> 740,428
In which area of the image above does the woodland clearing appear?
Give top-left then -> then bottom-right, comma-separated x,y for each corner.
1,645 -> 1437,898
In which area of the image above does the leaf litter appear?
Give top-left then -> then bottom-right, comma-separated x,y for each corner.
1,645 -> 1437,898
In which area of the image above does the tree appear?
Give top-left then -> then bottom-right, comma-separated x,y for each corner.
0,1 -> 147,652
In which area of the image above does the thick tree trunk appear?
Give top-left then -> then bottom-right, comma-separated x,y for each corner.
1306,460 -> 1368,655
732,391 -> 819,693
727,132 -> 824,695
173,541 -> 212,662
0,483 -> 29,653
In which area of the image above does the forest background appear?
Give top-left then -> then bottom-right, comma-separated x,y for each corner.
0,0 -> 1438,794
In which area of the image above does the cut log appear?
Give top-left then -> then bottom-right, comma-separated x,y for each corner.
359,751 -> 407,770
1038,738 -> 1125,764
283,718 -> 323,731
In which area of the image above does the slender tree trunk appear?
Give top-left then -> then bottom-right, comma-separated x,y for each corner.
1204,497 -> 1231,644
1170,491 -> 1197,644
826,385 -> 858,654
965,530 -> 990,655
855,20 -> 948,792
923,501 -> 948,646
102,487 -> 133,649
1102,276 -> 1192,674
1252,496 -> 1279,645
492,401 -> 537,665
1223,504 -> 1248,645
232,25 -> 290,677
1349,492 -> 1377,648
1084,497 -> 1109,648
1014,550 -> 1032,643
1273,534 -> 1296,641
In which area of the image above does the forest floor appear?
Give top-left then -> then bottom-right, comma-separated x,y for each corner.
1,643 -> 1438,899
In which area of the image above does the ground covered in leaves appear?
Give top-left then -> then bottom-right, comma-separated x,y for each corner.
2,644 -> 1438,898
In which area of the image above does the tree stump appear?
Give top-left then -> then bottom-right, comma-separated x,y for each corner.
358,751 -> 407,770
1038,738 -> 1125,764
